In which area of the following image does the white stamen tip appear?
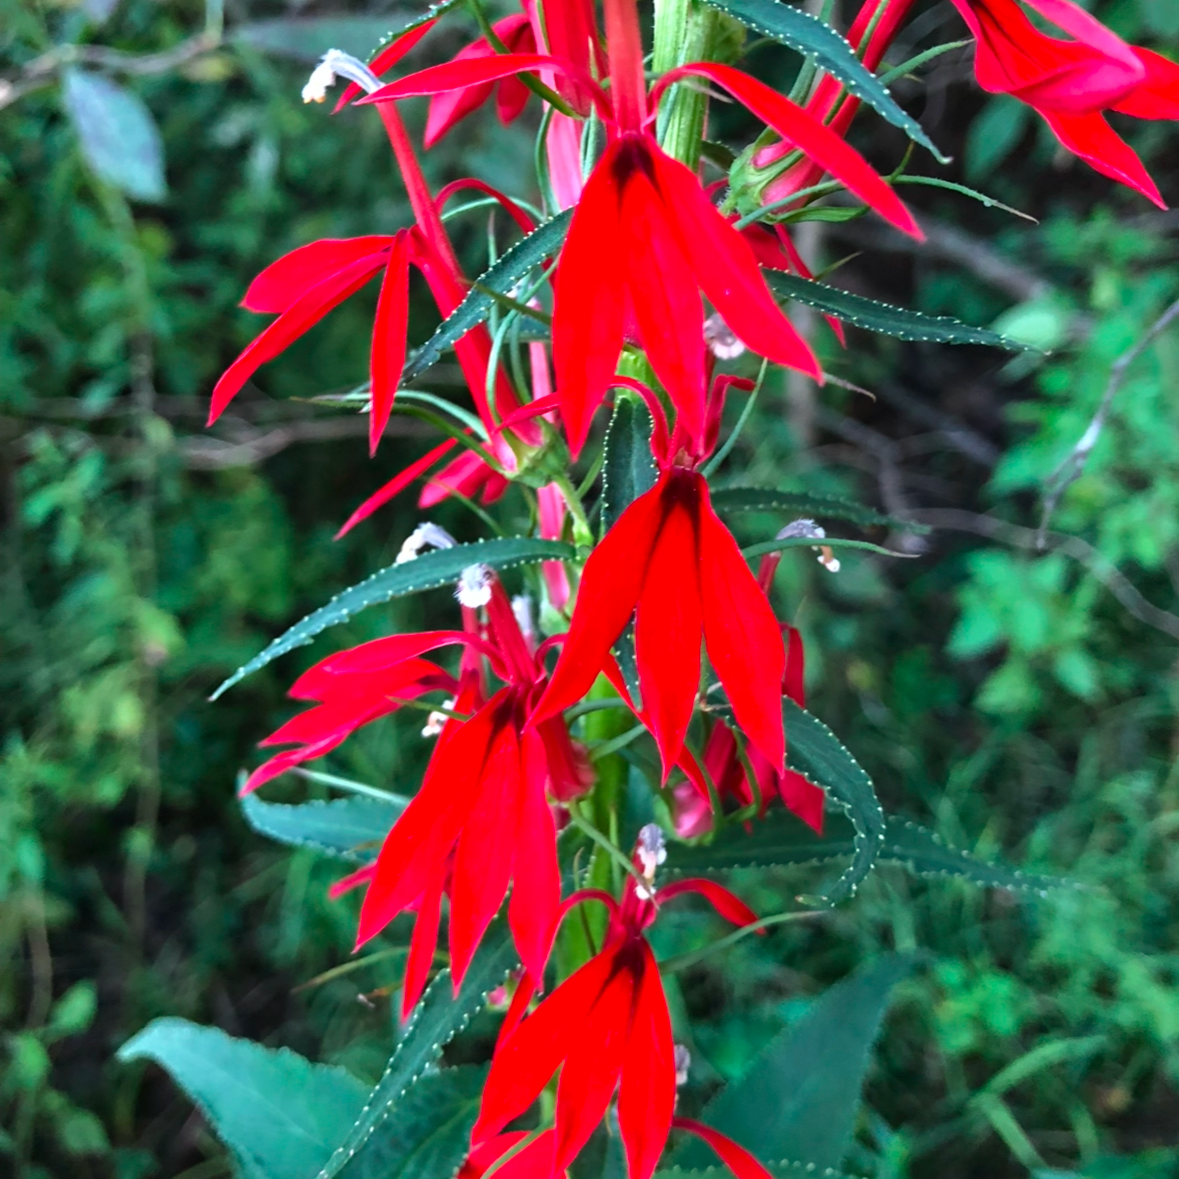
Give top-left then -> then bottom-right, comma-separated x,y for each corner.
637,823 -> 667,880
777,518 -> 826,541
396,522 -> 457,565
421,698 -> 455,739
674,1044 -> 691,1087
302,49 -> 384,103
704,313 -> 746,360
456,564 -> 494,608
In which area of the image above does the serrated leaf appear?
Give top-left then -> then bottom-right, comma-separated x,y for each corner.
337,1066 -> 486,1179
709,486 -> 921,531
783,701 -> 884,904
211,537 -> 574,700
318,918 -> 518,1179
667,809 -> 1076,894
671,956 -> 915,1171
233,18 -> 418,63
62,69 -> 166,202
240,794 -> 404,862
699,0 -> 945,160
767,272 -> 1030,349
400,210 -> 572,385
118,1018 -> 368,1179
659,1164 -> 857,1179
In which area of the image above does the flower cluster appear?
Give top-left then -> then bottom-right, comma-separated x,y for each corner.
218,0 -> 1177,1173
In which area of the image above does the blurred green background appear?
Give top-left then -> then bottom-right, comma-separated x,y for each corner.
3,0 -> 1179,1176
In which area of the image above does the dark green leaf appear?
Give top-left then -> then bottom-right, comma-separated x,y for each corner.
240,794 -> 404,863
401,210 -> 571,385
318,918 -> 518,1179
743,536 -> 915,561
337,1066 -> 486,1179
671,956 -> 915,1171
709,486 -> 922,532
784,701 -> 885,904
767,272 -> 1031,349
62,69 -> 166,202
660,1164 -> 857,1179
699,0 -> 945,160
667,808 -> 1077,895
211,537 -> 575,700
233,18 -> 418,63
118,1018 -> 368,1179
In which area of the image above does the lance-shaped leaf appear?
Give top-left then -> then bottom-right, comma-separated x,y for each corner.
240,794 -> 406,862
699,0 -> 946,161
766,272 -> 1031,349
211,537 -> 575,700
400,209 -> 572,385
667,809 -> 1077,895
118,1018 -> 369,1179
670,955 -> 916,1171
318,917 -> 518,1179
783,701 -> 885,904
709,486 -> 924,532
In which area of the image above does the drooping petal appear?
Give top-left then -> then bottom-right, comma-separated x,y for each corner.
242,237 -> 395,313
210,252 -> 387,424
333,19 -> 438,112
1041,109 -> 1165,207
634,478 -> 703,777
656,878 -> 760,929
369,230 -> 412,454
776,766 -> 826,834
531,475 -> 667,725
419,449 -> 510,509
1114,48 -> 1179,121
298,632 -> 474,686
335,437 -> 460,539
616,943 -> 676,1179
551,138 -> 629,457
479,1131 -> 558,1179
783,623 -> 805,707
671,1118 -> 776,1179
424,40 -> 497,147
697,479 -> 786,770
401,866 -> 445,1016
363,53 -> 595,108
659,64 -> 922,239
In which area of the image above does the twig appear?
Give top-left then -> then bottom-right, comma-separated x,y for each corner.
1037,297 -> 1179,548
911,508 -> 1179,643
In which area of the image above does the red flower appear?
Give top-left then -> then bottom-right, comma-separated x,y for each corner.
950,0 -> 1179,206
471,829 -> 773,1179
242,556 -> 590,1012
362,0 -> 921,457
532,376 -> 787,778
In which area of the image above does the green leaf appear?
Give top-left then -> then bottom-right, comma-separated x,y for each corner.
318,918 -> 518,1179
671,955 -> 915,1171
783,700 -> 885,904
232,18 -> 421,63
400,210 -> 572,386
659,1164 -> 857,1179
699,0 -> 946,161
709,486 -> 923,532
667,808 -> 1077,895
118,1018 -> 369,1179
337,1066 -> 486,1179
240,794 -> 405,863
601,396 -> 657,707
62,69 -> 166,202
766,272 -> 1031,349
210,537 -> 575,700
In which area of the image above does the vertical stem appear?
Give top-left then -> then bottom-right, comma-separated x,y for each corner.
653,0 -> 717,167
603,0 -> 648,131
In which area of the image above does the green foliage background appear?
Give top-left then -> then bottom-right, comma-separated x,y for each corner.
2,0 -> 1179,1176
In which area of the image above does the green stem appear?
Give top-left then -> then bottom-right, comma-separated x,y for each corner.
659,909 -> 827,973
653,0 -> 719,167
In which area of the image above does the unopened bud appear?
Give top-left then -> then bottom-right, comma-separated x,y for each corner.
455,564 -> 493,608
674,1044 -> 691,1087
396,522 -> 457,565
637,823 -> 667,881
302,49 -> 383,103
704,313 -> 745,360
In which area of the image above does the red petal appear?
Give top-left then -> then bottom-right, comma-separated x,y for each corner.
531,475 -> 666,725
648,147 -> 821,379
472,1132 -> 556,1179
242,237 -> 394,313
333,19 -> 437,112
1041,109 -> 1166,207
424,40 -> 497,147
334,437 -> 459,539
777,767 -> 826,834
616,944 -> 676,1179
662,64 -> 922,239
671,1118 -> 775,1179
656,878 -> 760,929
370,231 -> 411,454
401,868 -> 445,1016
1114,48 -> 1179,120
634,483 -> 703,777
299,632 -> 472,685
210,253 -> 386,424
697,479 -> 786,770
551,140 -> 629,458
784,623 -> 806,707
364,53 -> 567,103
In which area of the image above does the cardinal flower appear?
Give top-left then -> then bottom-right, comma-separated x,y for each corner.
950,0 -> 1179,207
241,537 -> 590,1012
363,0 -> 921,456
470,826 -> 776,1179
531,375 -> 787,778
